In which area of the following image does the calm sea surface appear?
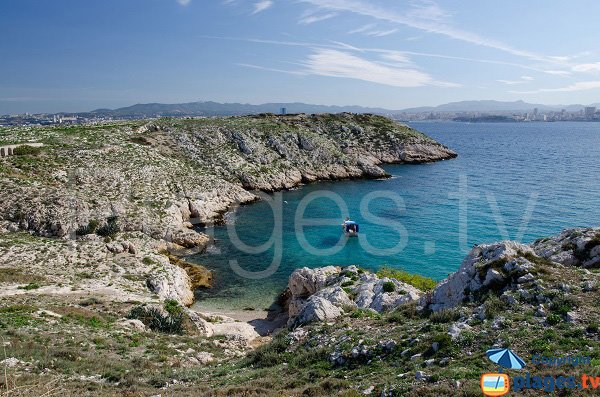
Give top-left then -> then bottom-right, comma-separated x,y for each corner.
191,121 -> 600,311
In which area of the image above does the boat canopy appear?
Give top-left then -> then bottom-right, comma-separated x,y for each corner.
344,221 -> 359,233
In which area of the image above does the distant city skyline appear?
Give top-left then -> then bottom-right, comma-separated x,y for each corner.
2,0 -> 600,114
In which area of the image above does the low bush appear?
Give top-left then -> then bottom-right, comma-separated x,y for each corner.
76,219 -> 100,236
429,308 -> 461,324
12,145 -> 43,156
382,281 -> 396,293
377,267 -> 437,291
127,303 -> 183,334
96,215 -> 120,237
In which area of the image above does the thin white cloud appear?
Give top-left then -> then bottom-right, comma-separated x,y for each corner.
348,23 -> 397,37
573,62 -> 600,72
301,49 -> 458,88
348,23 -> 377,34
199,35 -> 574,78
299,12 -> 338,24
177,0 -> 191,5
497,75 -> 534,85
512,81 -> 600,94
380,52 -> 411,64
238,63 -> 306,75
497,79 -> 525,85
543,70 -> 572,76
298,0 -> 567,64
365,28 -> 398,37
251,0 -> 273,15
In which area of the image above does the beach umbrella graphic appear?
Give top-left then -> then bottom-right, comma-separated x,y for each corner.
486,348 -> 526,370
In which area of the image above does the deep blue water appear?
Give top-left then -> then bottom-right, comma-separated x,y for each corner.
191,122 -> 600,311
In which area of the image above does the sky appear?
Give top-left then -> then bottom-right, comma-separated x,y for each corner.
2,0 -> 600,114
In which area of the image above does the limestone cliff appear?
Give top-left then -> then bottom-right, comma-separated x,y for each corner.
0,113 -> 455,252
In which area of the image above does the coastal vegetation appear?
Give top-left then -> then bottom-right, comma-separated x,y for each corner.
377,267 -> 437,291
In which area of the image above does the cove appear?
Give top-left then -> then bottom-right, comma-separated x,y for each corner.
191,121 -> 600,311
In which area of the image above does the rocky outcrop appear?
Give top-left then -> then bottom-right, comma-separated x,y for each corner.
146,262 -> 195,306
186,310 -> 260,343
421,227 -> 600,312
0,232 -> 196,306
287,265 -> 422,326
532,228 -> 600,268
421,241 -> 534,312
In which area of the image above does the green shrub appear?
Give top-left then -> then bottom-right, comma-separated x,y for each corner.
163,299 -> 183,317
12,145 -> 42,156
376,267 -> 437,291
127,304 -> 183,334
96,216 -> 120,237
429,308 -> 461,324
547,314 -> 562,325
550,295 -> 576,315
245,333 -> 289,368
382,281 -> 396,293
386,302 -> 420,322
341,280 -> 354,287
76,219 -> 100,236
17,282 -> 40,290
350,309 -> 381,319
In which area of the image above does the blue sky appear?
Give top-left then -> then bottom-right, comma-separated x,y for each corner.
2,0 -> 600,113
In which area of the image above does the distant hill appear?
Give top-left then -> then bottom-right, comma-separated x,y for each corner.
87,101 -> 392,118
397,100 -> 591,113
77,99 -> 599,119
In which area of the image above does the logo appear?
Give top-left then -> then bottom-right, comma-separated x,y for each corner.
481,373 -> 510,397
481,347 -> 525,396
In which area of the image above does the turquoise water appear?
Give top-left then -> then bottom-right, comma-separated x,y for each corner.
191,121 -> 600,311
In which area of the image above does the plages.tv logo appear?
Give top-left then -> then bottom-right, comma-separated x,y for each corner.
480,348 -> 526,397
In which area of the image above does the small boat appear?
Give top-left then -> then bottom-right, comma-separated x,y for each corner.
342,220 -> 359,237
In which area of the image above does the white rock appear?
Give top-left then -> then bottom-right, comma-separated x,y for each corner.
0,357 -> 26,368
483,269 -> 504,286
146,260 -> 194,306
517,274 -> 535,284
313,286 -> 355,309
292,296 -> 343,326
117,319 -> 146,331
424,241 -> 533,312
448,321 -> 472,340
288,266 -> 339,298
36,309 -> 63,318
196,352 -> 214,364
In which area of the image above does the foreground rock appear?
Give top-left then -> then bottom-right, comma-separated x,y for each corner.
532,228 -> 600,268
287,265 -> 422,326
421,227 -> 600,312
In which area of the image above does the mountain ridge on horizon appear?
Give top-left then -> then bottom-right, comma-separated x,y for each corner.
84,99 -> 598,117
9,99 -> 598,118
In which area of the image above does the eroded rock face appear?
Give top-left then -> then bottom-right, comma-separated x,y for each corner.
421,241 -> 534,312
185,309 -> 260,343
287,265 -> 422,326
532,228 -> 600,268
294,296 -> 343,325
289,266 -> 340,298
146,261 -> 195,306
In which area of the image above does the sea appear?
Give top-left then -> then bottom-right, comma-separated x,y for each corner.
191,121 -> 600,311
